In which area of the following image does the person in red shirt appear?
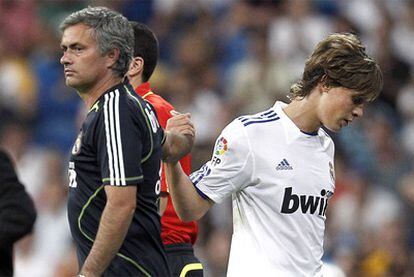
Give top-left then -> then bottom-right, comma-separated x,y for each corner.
127,21 -> 203,277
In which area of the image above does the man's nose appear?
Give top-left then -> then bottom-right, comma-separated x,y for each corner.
60,51 -> 71,65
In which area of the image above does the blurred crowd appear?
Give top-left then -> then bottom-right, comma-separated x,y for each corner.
1,0 -> 414,276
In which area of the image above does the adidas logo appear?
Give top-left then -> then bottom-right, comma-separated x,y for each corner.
276,159 -> 293,170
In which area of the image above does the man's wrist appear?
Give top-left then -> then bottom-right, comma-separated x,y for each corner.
79,268 -> 97,277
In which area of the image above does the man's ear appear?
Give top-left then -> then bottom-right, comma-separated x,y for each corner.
319,74 -> 330,93
127,57 -> 144,78
106,48 -> 120,69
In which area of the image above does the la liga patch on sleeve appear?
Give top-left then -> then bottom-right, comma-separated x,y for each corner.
211,136 -> 228,166
214,137 -> 228,155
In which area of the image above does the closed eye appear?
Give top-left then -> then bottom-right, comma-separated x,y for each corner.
352,96 -> 364,105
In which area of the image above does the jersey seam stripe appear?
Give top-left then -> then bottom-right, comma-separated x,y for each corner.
124,85 -> 154,163
190,165 -> 212,200
238,114 -> 278,123
190,164 -> 210,185
262,109 -> 275,116
239,112 -> 278,123
192,181 -> 220,202
243,117 -> 280,126
193,185 -> 209,200
190,164 -> 205,183
241,114 -> 279,122
104,94 -> 115,186
88,100 -> 100,113
116,253 -> 151,277
77,186 -> 104,242
77,186 -> 151,276
161,132 -> 166,146
114,90 -> 126,186
238,108 -> 273,120
108,91 -> 120,186
179,263 -> 203,277
102,175 -> 143,182
142,91 -> 153,99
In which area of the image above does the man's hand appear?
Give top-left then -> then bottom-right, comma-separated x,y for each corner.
162,111 -> 195,163
167,111 -> 195,137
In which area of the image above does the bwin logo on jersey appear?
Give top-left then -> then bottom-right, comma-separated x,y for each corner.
281,187 -> 333,216
276,159 -> 293,170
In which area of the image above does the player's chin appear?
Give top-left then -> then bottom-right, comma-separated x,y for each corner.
323,123 -> 342,133
66,79 -> 82,90
65,78 -> 76,87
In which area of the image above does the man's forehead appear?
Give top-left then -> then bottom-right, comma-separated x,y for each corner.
61,23 -> 94,45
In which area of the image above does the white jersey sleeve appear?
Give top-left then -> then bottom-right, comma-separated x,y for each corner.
190,119 -> 253,203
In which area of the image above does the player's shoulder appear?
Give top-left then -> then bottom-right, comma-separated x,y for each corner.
143,92 -> 175,127
221,107 -> 280,141
118,84 -> 151,116
319,127 -> 331,137
236,107 -> 281,128
145,92 -> 174,112
319,127 -> 335,154
97,84 -> 156,127
319,127 -> 334,144
96,83 -> 140,108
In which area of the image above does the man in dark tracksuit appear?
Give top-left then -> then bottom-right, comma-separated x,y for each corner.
0,149 -> 36,276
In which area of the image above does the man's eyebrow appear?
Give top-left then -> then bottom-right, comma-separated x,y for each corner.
61,42 -> 83,48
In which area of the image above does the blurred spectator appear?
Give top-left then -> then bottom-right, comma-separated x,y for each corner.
227,27 -> 294,116
399,171 -> 414,252
269,0 -> 332,71
0,0 -> 40,55
0,35 -> 37,121
14,150 -> 73,277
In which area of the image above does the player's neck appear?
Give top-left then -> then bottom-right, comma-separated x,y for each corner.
128,76 -> 143,89
79,74 -> 123,110
283,96 -> 321,133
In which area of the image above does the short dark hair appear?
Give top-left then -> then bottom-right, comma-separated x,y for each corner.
130,21 -> 159,82
290,33 -> 383,102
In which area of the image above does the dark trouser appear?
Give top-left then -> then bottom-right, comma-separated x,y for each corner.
165,243 -> 203,277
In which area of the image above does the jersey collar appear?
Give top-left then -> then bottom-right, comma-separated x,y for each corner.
273,101 -> 320,142
88,81 -> 129,113
135,82 -> 153,99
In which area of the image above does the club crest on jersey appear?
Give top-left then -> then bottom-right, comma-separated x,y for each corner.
71,131 -> 82,155
329,161 -> 335,182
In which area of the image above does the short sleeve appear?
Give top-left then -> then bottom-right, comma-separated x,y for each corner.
190,120 -> 253,203
97,91 -> 144,186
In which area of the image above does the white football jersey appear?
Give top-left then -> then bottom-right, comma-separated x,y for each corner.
190,101 -> 335,276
